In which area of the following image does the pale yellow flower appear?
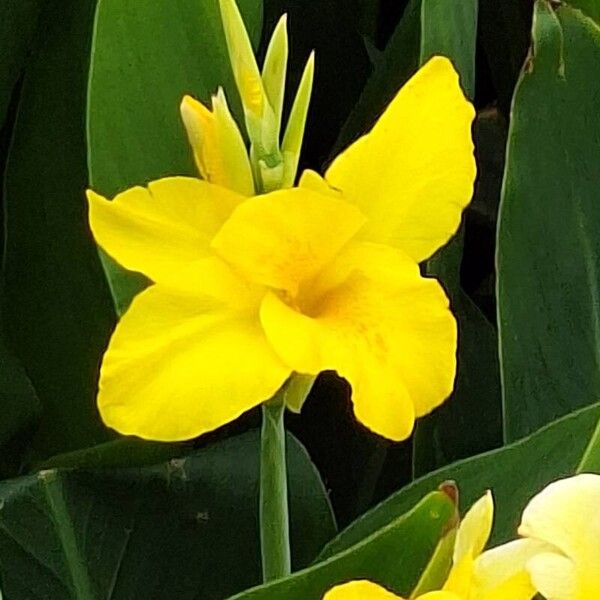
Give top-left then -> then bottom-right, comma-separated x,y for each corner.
517,473 -> 600,599
323,493 -> 538,600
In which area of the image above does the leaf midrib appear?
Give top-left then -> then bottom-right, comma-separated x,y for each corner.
39,471 -> 95,600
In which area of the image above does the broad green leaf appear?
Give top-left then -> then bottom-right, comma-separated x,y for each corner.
420,0 -> 478,98
87,0 -> 263,314
33,437 -> 191,471
497,2 -> 600,440
0,0 -> 44,127
2,0 -> 116,459
567,0 -> 600,24
318,401 -> 600,561
228,490 -> 456,600
0,430 -> 336,600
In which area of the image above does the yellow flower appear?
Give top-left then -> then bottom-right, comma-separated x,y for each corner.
442,492 -> 538,600
323,493 -> 538,600
323,580 -> 459,600
87,56 -> 475,442
516,473 -> 600,599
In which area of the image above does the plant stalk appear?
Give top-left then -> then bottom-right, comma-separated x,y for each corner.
260,395 -> 291,582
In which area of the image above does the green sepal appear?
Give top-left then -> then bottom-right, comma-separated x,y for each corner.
261,14 -> 289,140
281,52 -> 315,188
219,0 -> 282,190
283,373 -> 317,413
410,484 -> 458,597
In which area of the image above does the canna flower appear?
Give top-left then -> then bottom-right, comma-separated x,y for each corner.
86,4 -> 476,442
323,493 -> 538,600
324,581 -> 460,600
441,492 -> 538,600
516,473 -> 600,599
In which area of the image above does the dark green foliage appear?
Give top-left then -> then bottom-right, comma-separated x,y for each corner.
498,3 -> 600,440
0,1 -> 600,599
0,431 -> 336,600
2,0 -> 116,461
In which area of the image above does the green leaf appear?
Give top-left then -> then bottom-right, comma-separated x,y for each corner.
87,0 -> 263,314
0,0 -> 45,127
33,437 -> 191,471
2,0 -> 116,460
497,2 -> 600,441
0,430 -> 336,600
566,0 -> 600,24
420,0 -> 478,98
228,490 -> 455,600
318,401 -> 600,561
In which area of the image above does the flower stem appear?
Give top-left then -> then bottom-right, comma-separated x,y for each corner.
260,394 -> 291,582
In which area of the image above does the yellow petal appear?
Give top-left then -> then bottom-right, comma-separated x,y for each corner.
518,473 -> 600,598
211,188 -> 365,295
454,492 -> 494,565
87,177 -> 243,288
473,539 -> 543,600
443,554 -> 474,598
299,168 -> 341,198
323,582 -> 462,600
97,284 -> 290,441
526,552 -> 577,600
260,242 -> 456,441
325,56 -> 476,262
323,581 -> 403,600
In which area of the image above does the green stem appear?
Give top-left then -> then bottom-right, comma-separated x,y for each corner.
260,394 -> 291,582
